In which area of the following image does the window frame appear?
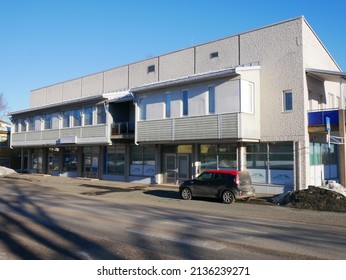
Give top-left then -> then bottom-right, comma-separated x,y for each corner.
73,109 -> 82,127
208,85 -> 215,114
83,106 -> 93,126
44,114 -> 52,130
96,104 -> 106,124
283,90 -> 293,112
165,92 -> 171,118
182,89 -> 188,116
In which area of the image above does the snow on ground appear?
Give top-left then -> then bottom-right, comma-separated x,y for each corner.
0,166 -> 16,176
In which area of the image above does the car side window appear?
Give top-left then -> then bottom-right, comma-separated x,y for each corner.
198,172 -> 213,181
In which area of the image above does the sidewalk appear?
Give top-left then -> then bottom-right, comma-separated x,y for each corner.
3,173 -> 274,203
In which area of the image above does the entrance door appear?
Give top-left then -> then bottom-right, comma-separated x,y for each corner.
165,154 -> 177,184
83,154 -> 99,178
164,154 -> 190,184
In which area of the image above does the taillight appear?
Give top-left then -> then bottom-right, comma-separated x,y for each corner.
235,175 -> 240,186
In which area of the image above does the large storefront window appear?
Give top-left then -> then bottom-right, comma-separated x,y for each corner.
106,146 -> 125,175
200,144 -> 237,171
130,145 -> 155,176
62,147 -> 78,172
246,142 -> 294,186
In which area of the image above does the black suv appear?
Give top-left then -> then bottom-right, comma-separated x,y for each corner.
179,169 -> 255,204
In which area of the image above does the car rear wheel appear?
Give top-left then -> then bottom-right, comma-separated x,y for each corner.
181,187 -> 192,200
222,190 -> 235,204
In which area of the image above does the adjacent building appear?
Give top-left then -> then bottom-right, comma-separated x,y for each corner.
0,120 -> 19,168
8,17 -> 346,194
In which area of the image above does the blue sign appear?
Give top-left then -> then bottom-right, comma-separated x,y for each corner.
326,117 -> 331,131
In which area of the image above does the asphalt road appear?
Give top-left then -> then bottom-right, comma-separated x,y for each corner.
1,174 -> 346,260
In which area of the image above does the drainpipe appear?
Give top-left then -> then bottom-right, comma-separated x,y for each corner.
339,76 -> 346,187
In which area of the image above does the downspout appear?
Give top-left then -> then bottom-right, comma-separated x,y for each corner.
131,92 -> 139,145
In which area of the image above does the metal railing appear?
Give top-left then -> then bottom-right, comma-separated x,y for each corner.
111,122 -> 134,136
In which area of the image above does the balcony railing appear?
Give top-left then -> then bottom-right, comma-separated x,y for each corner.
308,109 -> 341,126
110,122 -> 134,139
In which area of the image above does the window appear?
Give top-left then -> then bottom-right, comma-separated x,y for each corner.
208,86 -> 215,114
130,145 -> 156,176
139,98 -> 146,120
62,111 -> 70,128
96,104 -> 106,124
44,114 -> 52,130
210,52 -> 219,59
106,146 -> 125,175
28,117 -> 35,131
200,144 -> 237,171
283,91 -> 293,111
182,90 -> 188,116
241,81 -> 254,113
84,107 -> 93,126
73,109 -> 82,127
165,93 -> 171,118
19,119 -> 26,132
147,65 -> 155,73
62,147 -> 78,172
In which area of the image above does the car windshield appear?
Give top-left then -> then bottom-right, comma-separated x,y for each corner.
238,171 -> 252,186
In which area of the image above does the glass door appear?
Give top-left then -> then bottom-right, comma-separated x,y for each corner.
83,147 -> 99,178
165,154 -> 177,184
177,154 -> 189,183
164,154 -> 190,184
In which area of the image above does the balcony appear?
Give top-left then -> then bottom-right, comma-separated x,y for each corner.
110,122 -> 134,140
137,112 -> 260,143
308,109 -> 346,132
11,124 -> 109,147
308,109 -> 340,126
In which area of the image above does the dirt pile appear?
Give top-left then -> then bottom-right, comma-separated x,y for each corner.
281,186 -> 346,212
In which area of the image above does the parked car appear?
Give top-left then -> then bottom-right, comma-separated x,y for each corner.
179,169 -> 255,204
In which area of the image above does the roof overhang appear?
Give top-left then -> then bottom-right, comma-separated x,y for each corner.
131,67 -> 240,93
306,68 -> 346,83
8,91 -> 132,117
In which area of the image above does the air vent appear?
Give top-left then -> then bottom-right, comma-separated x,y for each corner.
210,52 -> 219,59
147,65 -> 155,73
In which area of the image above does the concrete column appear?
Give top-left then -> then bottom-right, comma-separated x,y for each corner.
338,109 -> 346,186
238,143 -> 247,171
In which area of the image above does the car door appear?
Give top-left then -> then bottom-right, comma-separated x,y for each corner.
192,172 -> 213,197
205,173 -> 226,198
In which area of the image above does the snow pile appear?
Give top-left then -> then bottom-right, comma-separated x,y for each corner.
324,181 -> 346,197
274,185 -> 346,212
0,166 -> 16,176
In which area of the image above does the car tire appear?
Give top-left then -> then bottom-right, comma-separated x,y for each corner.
222,190 -> 235,204
181,188 -> 192,200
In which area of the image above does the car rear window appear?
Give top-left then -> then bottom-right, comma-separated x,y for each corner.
238,171 -> 252,186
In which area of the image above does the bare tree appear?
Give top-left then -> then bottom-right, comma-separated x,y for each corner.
0,93 -> 8,119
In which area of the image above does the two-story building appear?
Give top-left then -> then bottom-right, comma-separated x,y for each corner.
8,16 -> 346,194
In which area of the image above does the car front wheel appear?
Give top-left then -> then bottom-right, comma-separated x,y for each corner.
222,190 -> 235,204
181,187 -> 192,200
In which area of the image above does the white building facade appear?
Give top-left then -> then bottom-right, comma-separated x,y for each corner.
9,17 -> 346,193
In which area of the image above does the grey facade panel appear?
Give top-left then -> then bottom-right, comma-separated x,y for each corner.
12,133 -> 26,142
137,119 -> 173,142
26,132 -> 42,141
174,115 -> 219,140
81,125 -> 107,138
42,130 -> 60,140
220,113 -> 239,138
60,128 -> 81,137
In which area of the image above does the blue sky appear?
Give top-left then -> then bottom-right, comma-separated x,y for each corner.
1,0 -> 345,116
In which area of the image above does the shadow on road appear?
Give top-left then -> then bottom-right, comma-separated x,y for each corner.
0,180 -> 121,260
143,189 -> 180,199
